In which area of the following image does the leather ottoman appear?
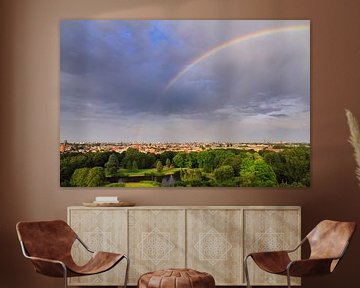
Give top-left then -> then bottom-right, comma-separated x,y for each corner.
138,268 -> 215,288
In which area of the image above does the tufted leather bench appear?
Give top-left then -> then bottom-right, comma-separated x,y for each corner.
138,268 -> 215,288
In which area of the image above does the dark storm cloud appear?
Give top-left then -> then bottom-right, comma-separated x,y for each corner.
270,113 -> 288,118
61,20 -> 187,116
60,20 -> 310,142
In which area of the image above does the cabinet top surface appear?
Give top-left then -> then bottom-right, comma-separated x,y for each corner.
68,205 -> 301,210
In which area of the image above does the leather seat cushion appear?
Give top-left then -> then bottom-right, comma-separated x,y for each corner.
138,268 -> 215,288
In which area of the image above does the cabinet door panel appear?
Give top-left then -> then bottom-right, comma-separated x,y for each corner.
128,209 -> 186,284
187,209 -> 243,285
244,209 -> 301,286
68,209 -> 127,286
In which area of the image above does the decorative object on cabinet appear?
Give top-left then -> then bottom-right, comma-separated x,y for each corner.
83,201 -> 135,207
16,220 -> 129,288
138,268 -> 215,288
60,20 -> 310,188
244,220 -> 356,288
82,196 -> 135,207
346,109 -> 360,186
68,206 -> 300,286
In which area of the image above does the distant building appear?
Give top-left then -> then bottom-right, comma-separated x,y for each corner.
60,140 -> 67,153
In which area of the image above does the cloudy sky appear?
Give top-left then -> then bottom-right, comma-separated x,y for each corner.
60,20 -> 310,143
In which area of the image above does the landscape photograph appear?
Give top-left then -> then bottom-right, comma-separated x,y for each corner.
60,20 -> 310,188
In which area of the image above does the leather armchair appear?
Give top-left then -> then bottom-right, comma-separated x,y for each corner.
244,220 -> 356,288
16,220 -> 129,288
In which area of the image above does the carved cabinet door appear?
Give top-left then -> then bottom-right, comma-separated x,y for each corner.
187,209 -> 243,285
243,208 -> 301,286
68,208 -> 128,286
128,209 -> 186,284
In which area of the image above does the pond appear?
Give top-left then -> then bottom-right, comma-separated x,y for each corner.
115,171 -> 181,186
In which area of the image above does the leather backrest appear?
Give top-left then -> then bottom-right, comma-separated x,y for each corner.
307,220 -> 356,260
16,220 -> 77,261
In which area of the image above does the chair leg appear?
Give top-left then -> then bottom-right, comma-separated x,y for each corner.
123,255 -> 130,288
286,269 -> 291,288
244,255 -> 252,288
62,264 -> 68,288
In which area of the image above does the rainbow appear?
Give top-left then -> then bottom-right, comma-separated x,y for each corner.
164,24 -> 309,91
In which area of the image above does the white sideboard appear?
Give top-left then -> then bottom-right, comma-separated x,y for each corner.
67,206 -> 301,286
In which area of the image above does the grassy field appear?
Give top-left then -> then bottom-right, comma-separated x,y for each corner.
105,183 -> 125,187
124,181 -> 161,188
118,167 -> 181,177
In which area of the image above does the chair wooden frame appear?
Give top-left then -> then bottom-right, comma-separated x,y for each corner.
243,220 -> 356,288
16,220 -> 129,288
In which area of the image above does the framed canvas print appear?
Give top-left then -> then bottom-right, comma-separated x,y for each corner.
60,20 -> 310,188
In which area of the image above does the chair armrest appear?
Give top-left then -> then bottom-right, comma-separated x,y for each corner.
26,255 -> 67,278
245,237 -> 306,259
26,255 -> 65,265
76,236 -> 94,253
287,258 -> 336,277
19,240 -> 67,277
286,237 -> 307,253
247,250 -> 290,258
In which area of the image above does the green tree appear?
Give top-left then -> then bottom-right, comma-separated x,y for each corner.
282,146 -> 310,186
239,153 -> 277,187
166,158 -> 171,168
132,160 -> 138,170
124,159 -> 131,169
122,148 -> 141,168
60,154 -> 88,186
121,148 -> 156,169
222,155 -> 242,175
252,158 -> 278,187
156,160 -> 163,172
70,167 -> 90,187
213,165 -> 234,181
197,151 -> 215,172
173,153 -> 186,168
263,146 -> 310,186
87,151 -> 112,167
263,151 -> 287,184
179,168 -> 205,186
159,151 -> 176,165
213,150 -> 235,169
185,152 -> 197,168
144,153 -> 157,169
105,154 -> 120,176
86,167 -> 106,187
180,169 -> 202,182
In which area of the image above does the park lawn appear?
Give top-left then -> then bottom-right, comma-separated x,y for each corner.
105,183 -> 125,187
119,167 -> 181,177
125,181 -> 161,188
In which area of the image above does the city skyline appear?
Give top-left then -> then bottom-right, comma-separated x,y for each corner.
60,141 -> 309,156
60,140 -> 310,144
60,20 -> 310,143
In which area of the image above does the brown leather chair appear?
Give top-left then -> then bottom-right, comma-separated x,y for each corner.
244,220 -> 356,288
16,220 -> 129,288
